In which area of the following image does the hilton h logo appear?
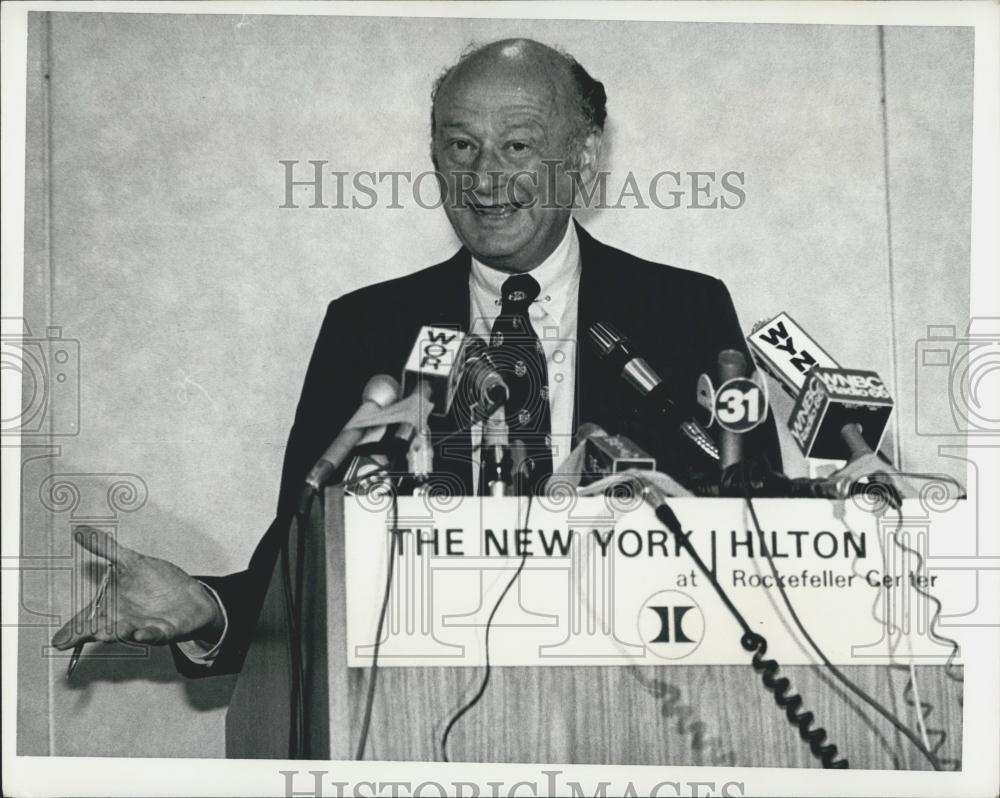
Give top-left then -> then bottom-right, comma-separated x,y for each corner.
649,605 -> 697,643
638,590 -> 705,660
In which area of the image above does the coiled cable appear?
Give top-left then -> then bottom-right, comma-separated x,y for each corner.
650,497 -> 850,768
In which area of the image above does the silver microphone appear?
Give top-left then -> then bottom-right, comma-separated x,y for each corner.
304,374 -> 400,493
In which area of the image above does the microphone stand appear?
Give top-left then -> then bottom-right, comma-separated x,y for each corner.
479,415 -> 512,497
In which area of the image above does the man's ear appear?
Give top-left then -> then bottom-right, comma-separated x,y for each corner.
572,129 -> 603,186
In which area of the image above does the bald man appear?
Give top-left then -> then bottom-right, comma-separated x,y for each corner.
52,39 -> 780,675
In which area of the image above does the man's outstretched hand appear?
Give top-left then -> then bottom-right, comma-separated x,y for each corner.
51,526 -> 225,650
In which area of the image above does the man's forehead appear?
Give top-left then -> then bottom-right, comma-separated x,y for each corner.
440,66 -> 560,104
434,65 -> 570,129
436,95 -> 552,126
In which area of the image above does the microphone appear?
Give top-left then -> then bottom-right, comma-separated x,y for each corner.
342,424 -> 391,495
788,367 -> 894,463
401,325 -> 467,417
396,330 -> 508,494
395,324 -> 466,492
747,312 -> 900,503
704,348 -> 791,498
405,428 -> 435,494
458,334 -> 509,424
509,439 -> 533,496
747,312 -> 895,462
386,381 -> 435,494
588,322 -> 719,463
716,349 -> 748,471
338,327 -> 467,494
585,430 -> 656,481
574,422 -> 656,486
746,312 -> 840,399
304,374 -> 400,494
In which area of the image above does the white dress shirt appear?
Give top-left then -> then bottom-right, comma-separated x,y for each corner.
174,583 -> 229,664
468,220 -> 581,489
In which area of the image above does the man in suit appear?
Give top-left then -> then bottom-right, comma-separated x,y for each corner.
51,38 -> 780,676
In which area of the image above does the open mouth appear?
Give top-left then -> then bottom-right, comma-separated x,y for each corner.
469,200 -> 522,219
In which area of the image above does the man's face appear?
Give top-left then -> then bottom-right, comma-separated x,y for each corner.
432,51 -> 591,273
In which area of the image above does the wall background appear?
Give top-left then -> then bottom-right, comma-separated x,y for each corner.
16,12 -> 972,757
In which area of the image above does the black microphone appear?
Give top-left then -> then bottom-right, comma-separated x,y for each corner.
693,348 -> 813,498
303,374 -> 401,494
342,424 -> 392,495
588,321 -> 719,463
509,439 -> 532,496
458,334 -> 509,424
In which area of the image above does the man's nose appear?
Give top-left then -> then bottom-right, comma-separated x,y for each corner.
471,146 -> 507,194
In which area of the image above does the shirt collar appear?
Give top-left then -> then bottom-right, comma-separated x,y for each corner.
469,221 -> 580,323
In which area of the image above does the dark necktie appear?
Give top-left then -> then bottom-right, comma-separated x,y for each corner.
489,273 -> 553,494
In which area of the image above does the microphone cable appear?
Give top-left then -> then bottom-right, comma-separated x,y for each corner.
648,493 -> 850,768
279,531 -> 299,758
288,440 -> 380,757
440,494 -> 535,762
282,494 -> 312,758
739,467 -> 944,770
354,488 -> 402,760
877,498 -> 963,769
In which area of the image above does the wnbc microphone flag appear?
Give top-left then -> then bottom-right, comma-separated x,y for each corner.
789,367 -> 893,460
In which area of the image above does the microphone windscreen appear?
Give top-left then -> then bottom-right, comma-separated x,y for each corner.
717,349 -> 748,382
363,374 -> 401,407
458,333 -> 509,415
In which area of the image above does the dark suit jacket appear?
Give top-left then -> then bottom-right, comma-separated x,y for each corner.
173,222 -> 781,677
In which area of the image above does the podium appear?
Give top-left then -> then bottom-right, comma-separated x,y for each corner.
224,489 -> 962,769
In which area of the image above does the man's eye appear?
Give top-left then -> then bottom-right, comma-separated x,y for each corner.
506,141 -> 531,153
450,140 -> 475,152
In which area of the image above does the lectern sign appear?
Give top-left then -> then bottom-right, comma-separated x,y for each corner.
342,497 -> 965,668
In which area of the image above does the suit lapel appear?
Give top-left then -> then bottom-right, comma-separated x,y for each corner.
574,221 -> 632,438
421,247 -> 473,332
420,248 -> 476,493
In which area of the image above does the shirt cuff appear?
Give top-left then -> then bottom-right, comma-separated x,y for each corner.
175,582 -> 229,666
